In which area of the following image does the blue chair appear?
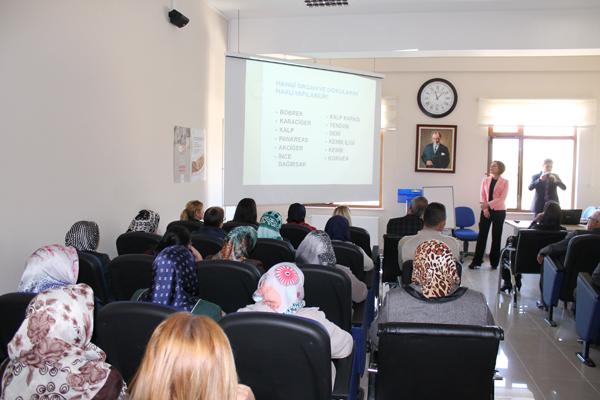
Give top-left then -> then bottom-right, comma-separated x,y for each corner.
453,207 -> 479,263
575,272 -> 600,367
582,206 -> 598,221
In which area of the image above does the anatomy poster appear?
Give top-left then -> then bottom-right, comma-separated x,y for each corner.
173,126 -> 205,183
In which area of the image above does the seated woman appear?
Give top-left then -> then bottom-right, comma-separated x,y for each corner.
0,284 -> 126,399
238,263 -> 353,381
296,231 -> 368,303
233,198 -> 258,225
324,215 -> 374,272
287,203 -> 316,231
18,244 -> 78,293
180,200 -> 204,222
129,313 -> 254,400
500,200 -> 564,293
136,245 -> 222,321
369,240 -> 494,349
257,211 -> 284,240
333,205 -> 352,225
127,209 -> 160,234
66,220 -> 112,296
195,206 -> 226,239
156,225 -> 202,262
210,226 -> 262,271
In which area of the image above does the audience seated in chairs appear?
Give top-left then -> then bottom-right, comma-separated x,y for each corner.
370,240 -> 494,349
0,284 -> 127,399
155,225 -> 202,262
129,313 -> 254,400
209,226 -> 263,271
237,263 -> 353,382
286,202 -> 316,230
296,230 -> 368,303
135,245 -> 222,321
195,206 -> 226,239
257,210 -> 284,240
325,215 -> 374,272
398,202 -> 460,267
18,244 -> 79,294
386,196 -> 428,236
127,209 -> 160,234
180,200 -> 204,223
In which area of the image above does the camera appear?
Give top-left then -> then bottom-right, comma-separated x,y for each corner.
169,9 -> 189,28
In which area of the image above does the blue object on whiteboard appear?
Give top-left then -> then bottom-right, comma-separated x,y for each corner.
398,188 -> 423,203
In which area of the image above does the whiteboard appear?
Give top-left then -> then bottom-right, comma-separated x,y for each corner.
422,186 -> 455,229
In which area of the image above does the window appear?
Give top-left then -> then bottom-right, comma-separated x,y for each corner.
488,126 -> 576,212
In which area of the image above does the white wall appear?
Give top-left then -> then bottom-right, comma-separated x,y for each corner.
0,0 -> 227,293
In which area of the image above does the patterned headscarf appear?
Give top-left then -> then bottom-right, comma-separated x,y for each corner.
65,221 -> 100,252
324,215 -> 351,242
2,284 -> 123,399
252,263 -> 305,314
287,203 -> 306,223
147,245 -> 200,312
295,230 -> 337,267
257,211 -> 283,240
412,240 -> 460,299
213,226 -> 257,262
127,209 -> 160,233
18,245 -> 79,294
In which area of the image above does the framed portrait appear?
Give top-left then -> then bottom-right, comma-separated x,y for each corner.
415,124 -> 457,173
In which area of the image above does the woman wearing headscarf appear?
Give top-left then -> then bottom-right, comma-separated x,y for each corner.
210,226 -> 262,270
18,244 -> 79,293
237,263 -> 353,382
127,209 -> 160,234
324,215 -> 374,272
0,284 -> 126,399
257,211 -> 284,240
287,203 -> 316,231
369,240 -> 494,349
137,245 -> 222,320
296,231 -> 368,303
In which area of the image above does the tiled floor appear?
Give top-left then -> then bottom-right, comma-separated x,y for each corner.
364,257 -> 600,399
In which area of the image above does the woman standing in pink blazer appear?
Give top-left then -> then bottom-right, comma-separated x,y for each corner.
469,160 -> 509,270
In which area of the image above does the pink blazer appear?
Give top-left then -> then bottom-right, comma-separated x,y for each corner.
480,176 -> 509,211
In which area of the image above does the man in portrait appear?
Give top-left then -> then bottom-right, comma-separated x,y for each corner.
421,130 -> 450,168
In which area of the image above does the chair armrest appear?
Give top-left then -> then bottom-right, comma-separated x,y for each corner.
332,349 -> 354,399
578,273 -> 600,301
545,256 -> 565,272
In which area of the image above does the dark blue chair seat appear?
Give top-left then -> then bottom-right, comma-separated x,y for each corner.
575,272 -> 600,367
454,229 -> 479,241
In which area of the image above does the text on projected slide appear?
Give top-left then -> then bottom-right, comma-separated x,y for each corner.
243,60 -> 376,185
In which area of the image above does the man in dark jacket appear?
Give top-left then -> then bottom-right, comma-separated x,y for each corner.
529,159 -> 567,214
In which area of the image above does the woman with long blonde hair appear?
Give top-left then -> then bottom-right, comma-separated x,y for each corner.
181,200 -> 204,221
129,313 -> 254,400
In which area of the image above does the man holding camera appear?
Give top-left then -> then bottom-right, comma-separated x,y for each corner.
529,159 -> 567,214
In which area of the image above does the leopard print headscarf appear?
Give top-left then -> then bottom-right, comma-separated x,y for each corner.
412,239 -> 460,299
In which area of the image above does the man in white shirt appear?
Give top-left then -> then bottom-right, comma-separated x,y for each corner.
398,202 -> 460,267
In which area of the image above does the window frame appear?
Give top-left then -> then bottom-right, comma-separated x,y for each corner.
487,126 -> 577,212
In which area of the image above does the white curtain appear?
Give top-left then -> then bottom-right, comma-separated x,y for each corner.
478,98 -> 597,127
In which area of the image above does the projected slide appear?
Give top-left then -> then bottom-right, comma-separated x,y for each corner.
242,60 -> 376,185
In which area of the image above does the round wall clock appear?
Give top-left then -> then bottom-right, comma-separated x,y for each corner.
417,78 -> 458,118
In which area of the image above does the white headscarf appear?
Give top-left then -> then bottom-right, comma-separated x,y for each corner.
18,244 -> 79,293
252,263 -> 305,314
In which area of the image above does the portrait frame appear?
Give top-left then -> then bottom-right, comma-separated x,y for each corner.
415,124 -> 457,173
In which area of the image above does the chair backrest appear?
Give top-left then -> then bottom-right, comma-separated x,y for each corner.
109,254 -> 155,300
96,301 -> 177,383
561,234 -> 600,301
349,226 -> 372,257
249,238 -> 295,269
196,260 -> 261,313
455,206 -> 476,229
116,231 -> 161,256
332,240 -> 365,281
299,264 -> 352,332
280,223 -> 312,248
382,234 -> 402,283
401,260 -> 413,285
375,322 -> 503,400
514,229 -> 568,274
77,251 -> 109,304
166,219 -> 203,233
190,233 -> 224,258
220,312 -> 332,400
222,220 -> 258,233
0,292 -> 36,361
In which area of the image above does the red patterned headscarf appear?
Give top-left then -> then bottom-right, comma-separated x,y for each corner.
412,240 -> 460,299
251,263 -> 305,314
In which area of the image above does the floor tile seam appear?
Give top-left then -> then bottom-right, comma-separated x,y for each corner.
504,339 -> 548,400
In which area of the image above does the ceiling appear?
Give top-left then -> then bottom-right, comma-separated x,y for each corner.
207,0 -> 600,19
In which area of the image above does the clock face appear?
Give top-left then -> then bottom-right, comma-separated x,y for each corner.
418,78 -> 457,118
